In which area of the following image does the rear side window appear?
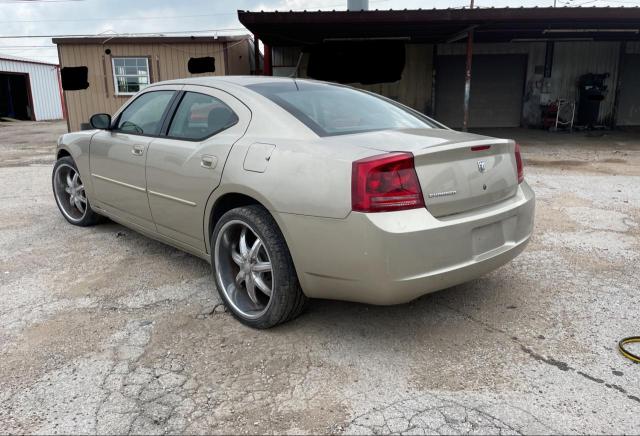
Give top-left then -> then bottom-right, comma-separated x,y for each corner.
167,92 -> 238,141
247,81 -> 436,136
116,90 -> 175,135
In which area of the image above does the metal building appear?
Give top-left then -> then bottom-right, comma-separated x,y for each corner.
0,54 -> 64,121
53,35 -> 254,132
239,7 -> 640,130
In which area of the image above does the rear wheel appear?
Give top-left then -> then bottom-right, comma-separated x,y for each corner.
212,205 -> 307,328
52,156 -> 99,226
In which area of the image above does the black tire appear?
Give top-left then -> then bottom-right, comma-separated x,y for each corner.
52,156 -> 100,227
211,205 -> 308,328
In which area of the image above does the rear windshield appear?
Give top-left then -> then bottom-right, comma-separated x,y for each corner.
247,81 -> 437,137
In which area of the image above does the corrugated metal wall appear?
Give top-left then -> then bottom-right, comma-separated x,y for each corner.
550,41 -> 620,125
436,42 -> 546,95
616,53 -> 640,125
0,58 -> 63,121
626,42 -> 640,54
58,39 -> 252,132
437,42 -> 546,126
271,40 -> 629,128
438,41 -> 621,126
272,46 -> 301,77
435,54 -> 528,128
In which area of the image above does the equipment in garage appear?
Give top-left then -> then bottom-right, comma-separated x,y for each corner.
435,54 -> 527,128
0,72 -> 33,120
541,99 -> 575,132
576,73 -> 609,129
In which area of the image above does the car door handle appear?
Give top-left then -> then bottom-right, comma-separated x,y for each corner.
201,155 -> 217,169
131,145 -> 145,156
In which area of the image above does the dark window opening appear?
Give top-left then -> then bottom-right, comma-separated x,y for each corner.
188,56 -> 216,74
307,41 -> 405,85
0,73 -> 33,120
61,66 -> 89,91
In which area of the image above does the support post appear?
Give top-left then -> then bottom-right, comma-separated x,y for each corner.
57,43 -> 71,132
263,42 -> 272,76
462,0 -> 475,132
222,41 -> 229,75
462,29 -> 474,132
611,41 -> 627,129
56,65 -> 67,122
253,34 -> 261,75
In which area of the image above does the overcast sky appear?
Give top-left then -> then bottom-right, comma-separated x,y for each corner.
0,0 -> 636,64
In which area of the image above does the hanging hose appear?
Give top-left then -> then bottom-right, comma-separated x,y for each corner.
618,337 -> 640,364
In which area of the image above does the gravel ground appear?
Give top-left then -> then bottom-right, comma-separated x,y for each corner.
1,121 -> 639,434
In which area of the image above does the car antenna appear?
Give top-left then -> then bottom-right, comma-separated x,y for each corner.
289,52 -> 303,79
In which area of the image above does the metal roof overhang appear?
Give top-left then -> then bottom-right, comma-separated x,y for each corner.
237,7 -> 640,46
52,35 -> 249,45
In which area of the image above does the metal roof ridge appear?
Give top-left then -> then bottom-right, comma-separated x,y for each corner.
0,53 -> 58,66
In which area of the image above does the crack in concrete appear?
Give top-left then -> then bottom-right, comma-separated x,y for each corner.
438,302 -> 640,407
343,391 -> 545,435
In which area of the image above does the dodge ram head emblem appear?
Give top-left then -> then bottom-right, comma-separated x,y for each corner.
477,160 -> 487,173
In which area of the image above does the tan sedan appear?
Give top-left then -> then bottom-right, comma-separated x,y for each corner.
52,77 -> 535,328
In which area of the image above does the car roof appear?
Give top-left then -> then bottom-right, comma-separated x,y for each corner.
157,75 -> 306,88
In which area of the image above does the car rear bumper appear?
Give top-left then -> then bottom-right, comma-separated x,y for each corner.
278,181 -> 535,305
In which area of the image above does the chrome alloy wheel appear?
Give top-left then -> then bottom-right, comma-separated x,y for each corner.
53,163 -> 88,222
214,220 -> 274,319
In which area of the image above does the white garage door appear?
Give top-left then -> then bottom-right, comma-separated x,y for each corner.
616,54 -> 640,126
435,54 -> 527,128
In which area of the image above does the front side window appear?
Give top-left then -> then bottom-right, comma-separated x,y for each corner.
115,90 -> 175,136
247,81 -> 437,137
112,57 -> 150,95
167,92 -> 238,140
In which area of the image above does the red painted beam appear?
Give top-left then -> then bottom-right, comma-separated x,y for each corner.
263,42 -> 272,76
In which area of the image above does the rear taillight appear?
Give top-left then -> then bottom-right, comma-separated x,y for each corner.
515,143 -> 524,184
351,152 -> 425,213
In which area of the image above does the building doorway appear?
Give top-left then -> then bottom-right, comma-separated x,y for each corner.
435,54 -> 527,128
0,72 -> 34,120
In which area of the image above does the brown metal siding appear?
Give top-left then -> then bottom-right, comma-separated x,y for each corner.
58,40 -> 249,132
226,39 -> 252,76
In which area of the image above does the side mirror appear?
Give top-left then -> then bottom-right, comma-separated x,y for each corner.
89,113 -> 112,130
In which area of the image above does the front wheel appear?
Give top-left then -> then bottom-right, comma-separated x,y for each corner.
52,156 -> 99,226
212,205 -> 307,328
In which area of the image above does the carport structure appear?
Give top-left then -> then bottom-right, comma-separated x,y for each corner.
239,7 -> 640,130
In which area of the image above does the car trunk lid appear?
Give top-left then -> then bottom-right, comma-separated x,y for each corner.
412,140 -> 518,217
330,128 -> 519,218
